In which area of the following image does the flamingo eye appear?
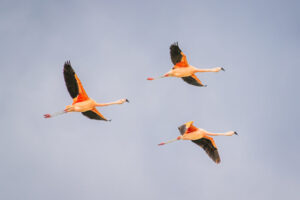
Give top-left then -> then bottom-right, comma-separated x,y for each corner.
172,67 -> 175,69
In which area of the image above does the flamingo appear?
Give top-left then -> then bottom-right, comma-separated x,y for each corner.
147,42 -> 225,86
158,121 -> 237,164
44,61 -> 129,121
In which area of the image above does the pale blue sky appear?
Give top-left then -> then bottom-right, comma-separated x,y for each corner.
0,0 -> 299,199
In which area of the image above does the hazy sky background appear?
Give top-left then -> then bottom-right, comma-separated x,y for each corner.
0,0 -> 299,199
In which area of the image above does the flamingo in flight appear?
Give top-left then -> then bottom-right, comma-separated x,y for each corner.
158,121 -> 237,164
44,61 -> 129,121
147,42 -> 225,86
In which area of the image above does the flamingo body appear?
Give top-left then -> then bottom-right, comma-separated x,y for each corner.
66,98 -> 96,112
168,65 -> 197,77
44,61 -> 128,121
147,42 -> 224,87
63,61 -> 108,120
159,121 -> 237,164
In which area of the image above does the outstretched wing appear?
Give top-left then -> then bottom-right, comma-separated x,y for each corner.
63,61 -> 78,98
63,61 -> 89,103
182,74 -> 206,87
82,108 -> 108,121
170,42 -> 188,67
192,136 -> 220,164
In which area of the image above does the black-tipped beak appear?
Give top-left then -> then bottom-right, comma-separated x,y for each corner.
125,99 -> 129,103
221,67 -> 225,71
234,131 -> 238,135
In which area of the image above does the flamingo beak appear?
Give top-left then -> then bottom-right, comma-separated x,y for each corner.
221,67 -> 225,71
125,99 -> 129,103
234,131 -> 238,135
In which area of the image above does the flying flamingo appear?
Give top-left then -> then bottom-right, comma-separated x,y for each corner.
44,61 -> 129,121
158,121 -> 237,163
147,42 -> 225,86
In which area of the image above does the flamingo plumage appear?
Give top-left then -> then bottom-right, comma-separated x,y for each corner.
158,121 -> 237,164
147,42 -> 225,86
44,61 -> 129,121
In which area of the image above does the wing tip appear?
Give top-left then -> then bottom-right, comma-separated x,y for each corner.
182,76 -> 206,87
215,158 -> 221,164
63,60 -> 78,99
63,60 -> 73,73
64,60 -> 71,66
82,110 -> 109,121
170,41 -> 180,50
213,148 -> 221,164
178,124 -> 187,135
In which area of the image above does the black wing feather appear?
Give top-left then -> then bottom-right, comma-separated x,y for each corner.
192,138 -> 221,164
178,124 -> 187,135
170,42 -> 182,65
63,61 -> 79,98
82,111 -> 107,121
182,76 -> 205,87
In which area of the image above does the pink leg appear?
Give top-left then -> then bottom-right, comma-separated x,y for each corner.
44,114 -> 51,118
43,110 -> 67,119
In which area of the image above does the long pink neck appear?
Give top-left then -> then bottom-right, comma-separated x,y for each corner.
206,131 -> 235,136
95,101 -> 120,107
